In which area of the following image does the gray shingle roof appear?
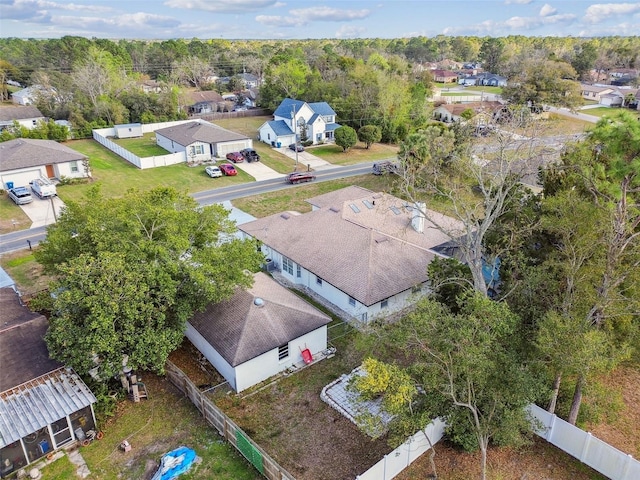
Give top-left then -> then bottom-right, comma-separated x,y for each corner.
240,187 -> 464,306
154,121 -> 249,147
0,105 -> 45,122
188,272 -> 330,367
0,287 -> 63,392
0,138 -> 87,172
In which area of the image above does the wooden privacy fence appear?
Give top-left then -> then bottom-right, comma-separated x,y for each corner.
164,360 -> 296,480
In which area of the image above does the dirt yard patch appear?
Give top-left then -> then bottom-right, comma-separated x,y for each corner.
167,339 -> 640,480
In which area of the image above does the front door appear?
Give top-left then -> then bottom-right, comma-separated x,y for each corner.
45,164 -> 54,178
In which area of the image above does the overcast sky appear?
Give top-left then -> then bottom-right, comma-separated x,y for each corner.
1,0 -> 639,40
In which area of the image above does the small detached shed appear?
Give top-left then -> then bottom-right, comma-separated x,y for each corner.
114,123 -> 143,139
185,272 -> 331,392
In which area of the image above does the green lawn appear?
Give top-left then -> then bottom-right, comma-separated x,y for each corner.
580,107 -> 640,120
464,86 -> 503,94
110,133 -> 168,157
40,375 -> 260,480
57,139 -> 255,205
309,142 -> 398,165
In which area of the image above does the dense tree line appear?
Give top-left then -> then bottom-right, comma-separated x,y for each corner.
1,36 -> 638,141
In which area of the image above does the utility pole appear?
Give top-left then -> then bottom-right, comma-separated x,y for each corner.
291,105 -> 299,170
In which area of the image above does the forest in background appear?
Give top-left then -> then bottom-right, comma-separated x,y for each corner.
0,35 -> 638,140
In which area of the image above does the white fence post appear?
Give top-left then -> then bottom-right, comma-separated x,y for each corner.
580,432 -> 592,462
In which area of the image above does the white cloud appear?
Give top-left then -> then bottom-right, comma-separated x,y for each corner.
0,0 -> 110,21
444,10 -> 576,35
163,0 -> 278,14
539,3 -> 557,16
335,25 -> 366,38
583,2 -> 640,23
288,6 -> 370,22
255,15 -> 299,27
256,6 -> 370,28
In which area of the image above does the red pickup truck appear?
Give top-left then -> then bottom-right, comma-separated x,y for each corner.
285,172 -> 316,184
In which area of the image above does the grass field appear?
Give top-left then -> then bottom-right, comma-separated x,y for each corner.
580,107 -> 640,120
109,133 -> 168,157
40,375 -> 261,480
56,139 -> 255,205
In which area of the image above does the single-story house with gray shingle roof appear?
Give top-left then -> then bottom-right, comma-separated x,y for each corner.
180,90 -> 227,114
185,272 -> 331,392
258,98 -> 340,147
155,121 -> 252,161
0,287 -> 97,474
239,186 -> 464,323
0,138 -> 89,189
0,105 -> 46,131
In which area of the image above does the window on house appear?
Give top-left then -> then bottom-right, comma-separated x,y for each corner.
348,296 -> 356,307
278,344 -> 289,361
267,133 -> 271,140
296,264 -> 301,278
70,161 -> 79,173
282,256 -> 294,275
361,312 -> 368,322
381,298 -> 388,309
316,276 -> 323,286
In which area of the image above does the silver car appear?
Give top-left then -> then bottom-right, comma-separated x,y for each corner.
7,186 -> 33,205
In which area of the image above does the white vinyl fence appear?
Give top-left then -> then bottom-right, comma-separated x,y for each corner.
93,120 -> 194,169
528,404 -> 640,480
355,418 -> 447,480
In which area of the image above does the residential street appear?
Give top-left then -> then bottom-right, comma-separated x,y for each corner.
0,162 -> 378,254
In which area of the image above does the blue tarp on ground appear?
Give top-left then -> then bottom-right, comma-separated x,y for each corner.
150,446 -> 197,480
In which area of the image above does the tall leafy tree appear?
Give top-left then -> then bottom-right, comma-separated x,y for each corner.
36,186 -> 263,379
334,125 -> 357,152
357,125 -> 382,149
357,295 -> 540,480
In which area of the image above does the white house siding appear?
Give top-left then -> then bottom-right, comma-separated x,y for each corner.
261,244 -> 427,323
185,322 -> 238,390
234,327 -> 327,392
1,161 -> 86,189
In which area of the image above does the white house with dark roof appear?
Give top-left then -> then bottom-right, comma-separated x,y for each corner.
258,98 -> 340,147
239,186 -> 464,323
0,138 -> 89,189
0,105 -> 46,131
185,272 -> 331,392
155,121 -> 253,161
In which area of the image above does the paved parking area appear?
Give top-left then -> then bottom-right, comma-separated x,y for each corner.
275,146 -> 334,170
20,195 -> 65,228
232,159 -> 282,181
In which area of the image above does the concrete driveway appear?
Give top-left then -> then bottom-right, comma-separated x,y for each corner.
20,195 -> 65,228
233,159 -> 282,181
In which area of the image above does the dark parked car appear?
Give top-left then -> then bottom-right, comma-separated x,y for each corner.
240,148 -> 260,162
225,152 -> 244,163
219,163 -> 238,176
285,172 -> 316,184
7,186 -> 33,205
289,143 -> 304,152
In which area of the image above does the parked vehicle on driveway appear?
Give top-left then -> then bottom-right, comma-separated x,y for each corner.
225,152 -> 244,163
30,177 -> 57,198
7,186 -> 33,205
289,143 -> 304,152
285,172 -> 316,184
240,148 -> 260,162
372,161 -> 399,175
219,163 -> 238,176
205,165 -> 223,178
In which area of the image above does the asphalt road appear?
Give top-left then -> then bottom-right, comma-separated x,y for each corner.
0,162 -> 378,255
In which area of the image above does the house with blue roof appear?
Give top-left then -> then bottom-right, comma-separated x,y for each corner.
258,98 -> 341,147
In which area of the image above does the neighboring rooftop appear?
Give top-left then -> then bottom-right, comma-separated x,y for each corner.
0,138 -> 87,172
154,120 -> 249,147
188,272 -> 331,367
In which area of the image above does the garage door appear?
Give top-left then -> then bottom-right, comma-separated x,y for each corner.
217,141 -> 251,156
2,169 -> 42,189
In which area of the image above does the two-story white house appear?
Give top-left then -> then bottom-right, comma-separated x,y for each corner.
258,98 -> 341,147
239,186 -> 464,323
